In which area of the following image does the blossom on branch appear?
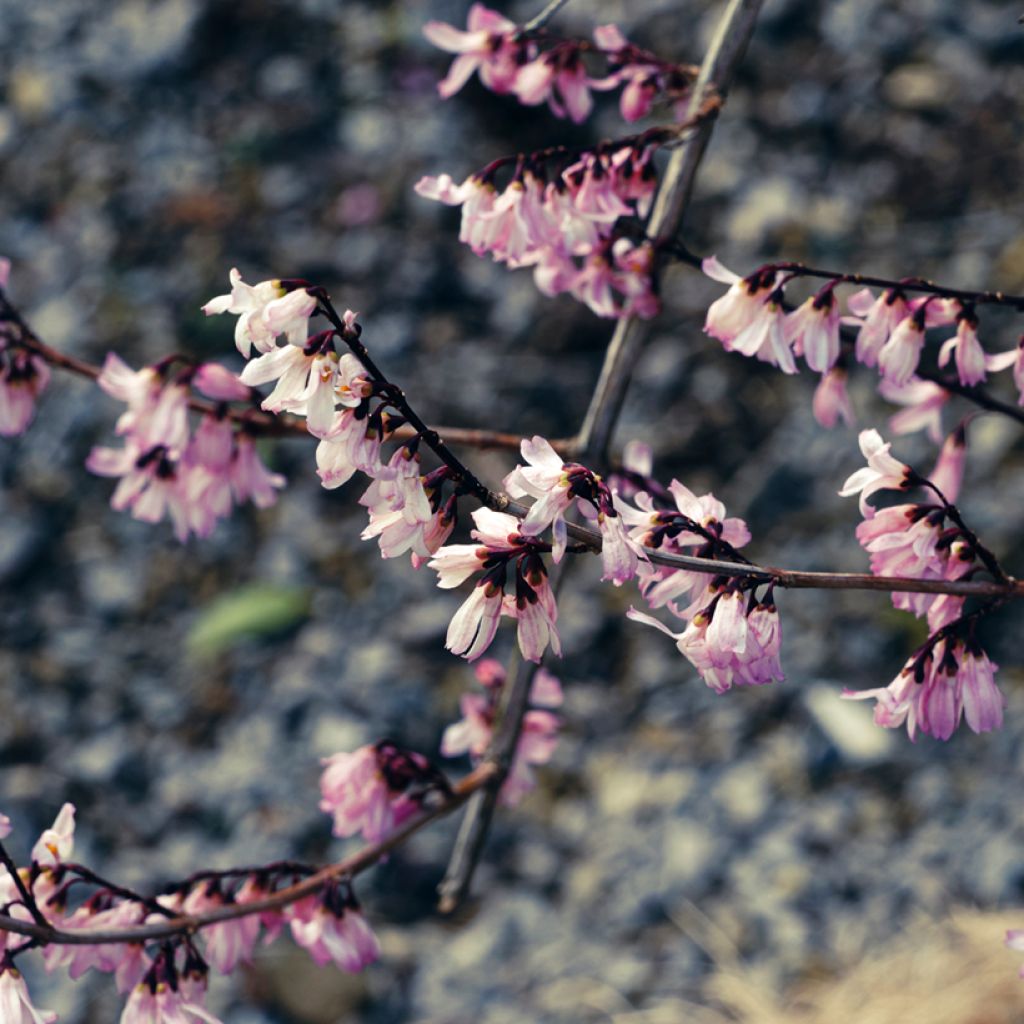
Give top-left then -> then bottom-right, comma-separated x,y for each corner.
0,964 -> 56,1024
838,429 -> 913,517
843,637 -> 1003,741
429,507 -> 562,663
505,435 -> 641,584
286,885 -> 379,973
441,659 -> 563,806
319,741 -> 448,844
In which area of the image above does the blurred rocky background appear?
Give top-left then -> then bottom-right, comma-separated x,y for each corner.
1,0 -> 1023,1020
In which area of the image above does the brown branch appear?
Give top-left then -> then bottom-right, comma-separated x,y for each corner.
437,0 -> 768,917
574,0 -> 766,465
0,289 -> 553,453
0,763 -> 499,947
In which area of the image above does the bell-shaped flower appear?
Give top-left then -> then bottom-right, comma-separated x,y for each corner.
838,429 -> 913,517
422,3 -> 523,98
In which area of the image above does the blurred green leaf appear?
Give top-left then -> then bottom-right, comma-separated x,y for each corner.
187,584 -> 310,658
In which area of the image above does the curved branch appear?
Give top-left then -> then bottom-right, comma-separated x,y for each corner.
0,763 -> 498,946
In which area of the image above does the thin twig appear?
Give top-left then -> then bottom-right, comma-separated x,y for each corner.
521,0 -> 574,34
0,764 -> 499,947
436,0 -> 767,917
0,841 -> 48,929
575,0 -> 766,464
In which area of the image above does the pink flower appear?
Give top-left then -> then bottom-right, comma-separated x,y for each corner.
785,289 -> 840,372
422,4 -> 524,99
182,883 -> 260,975
877,308 -> 926,386
0,347 -> 50,437
430,507 -> 561,662
627,590 -> 784,693
812,367 -> 855,428
506,435 -> 641,584
846,288 -> 909,368
315,408 -> 385,488
32,802 -> 75,867
191,363 -> 251,402
928,426 -> 966,503
120,981 -> 222,1024
319,742 -> 442,844
838,429 -> 913,517
0,966 -> 57,1024
41,897 -> 148,989
880,377 -> 948,442
702,258 -> 786,358
441,662 -> 562,806
937,306 -> 986,386
0,813 -> 9,839
202,269 -> 291,359
513,50 -> 594,123
229,434 -> 286,509
287,888 -> 379,972
843,638 -> 1002,741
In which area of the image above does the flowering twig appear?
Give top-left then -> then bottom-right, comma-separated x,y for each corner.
576,0 -> 766,462
0,840 -> 46,929
436,0 -> 768,916
771,261 -> 1024,312
0,764 -> 499,947
0,287 -> 554,452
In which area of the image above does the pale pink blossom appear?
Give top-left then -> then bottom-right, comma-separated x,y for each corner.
928,426 -> 966,503
702,258 -> 785,356
0,967 -> 57,1024
0,813 -> 9,838
843,639 -> 1002,741
838,429 -> 913,517
319,742 -> 438,844
287,891 -> 379,972
846,288 -> 910,368
513,51 -> 594,123
315,410 -> 384,489
812,367 -> 855,428
202,269 -> 289,359
229,434 -> 286,509
505,435 -> 640,583
877,309 -> 927,386
191,363 -> 251,402
120,981 -> 222,1024
937,306 -> 986,386
422,4 -> 524,99
880,377 -> 948,442
32,802 -> 75,867
627,592 -> 784,693
41,897 -> 148,988
785,290 -> 840,372
182,883 -> 260,975
0,348 -> 50,436
441,661 -> 562,806
430,507 -> 561,662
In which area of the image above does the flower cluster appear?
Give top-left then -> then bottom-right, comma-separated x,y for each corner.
319,741 -> 450,844
415,5 -> 707,318
0,261 -> 51,438
620,477 -> 784,692
86,353 -> 284,540
424,6 -> 696,124
429,506 -> 561,664
441,658 -> 563,806
504,436 -> 641,583
416,146 -> 660,319
844,635 -> 1003,742
206,272 -> 459,565
840,429 -> 1005,738
0,801 -> 382,1023
702,257 -> 1024,429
